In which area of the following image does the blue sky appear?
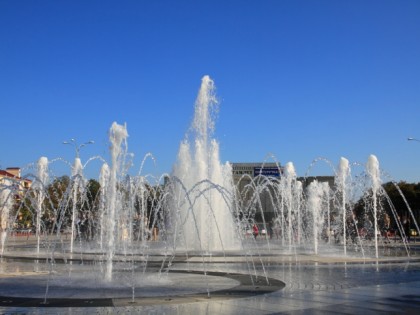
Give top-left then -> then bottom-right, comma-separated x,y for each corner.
1,0 -> 419,182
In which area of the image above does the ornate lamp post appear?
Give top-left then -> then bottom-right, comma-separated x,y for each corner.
63,139 -> 95,158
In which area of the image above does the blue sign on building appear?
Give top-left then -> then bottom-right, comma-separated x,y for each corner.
254,167 -> 281,178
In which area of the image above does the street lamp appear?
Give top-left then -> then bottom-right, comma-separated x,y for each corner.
62,138 -> 95,158
408,137 -> 420,143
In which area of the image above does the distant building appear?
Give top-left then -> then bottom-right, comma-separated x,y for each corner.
0,167 -> 32,231
0,167 -> 32,207
231,163 -> 283,223
232,162 -> 282,181
0,167 -> 32,190
231,162 -> 335,223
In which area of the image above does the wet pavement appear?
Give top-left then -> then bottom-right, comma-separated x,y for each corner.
1,238 -> 420,314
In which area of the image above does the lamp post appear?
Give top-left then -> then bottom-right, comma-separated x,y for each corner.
408,137 -> 420,142
63,139 -> 95,158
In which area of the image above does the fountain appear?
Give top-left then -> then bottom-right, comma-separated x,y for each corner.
170,75 -> 240,252
0,75 -> 419,311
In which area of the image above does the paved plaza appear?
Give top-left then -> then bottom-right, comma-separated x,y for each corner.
1,238 -> 420,314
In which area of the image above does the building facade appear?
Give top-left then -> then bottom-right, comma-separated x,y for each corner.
0,167 -> 32,191
231,163 -> 283,223
0,168 -> 32,231
231,162 -> 335,224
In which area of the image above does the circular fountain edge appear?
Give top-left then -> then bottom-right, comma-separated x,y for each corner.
0,270 -> 285,308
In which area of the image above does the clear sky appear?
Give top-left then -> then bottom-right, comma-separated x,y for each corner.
1,0 -> 419,183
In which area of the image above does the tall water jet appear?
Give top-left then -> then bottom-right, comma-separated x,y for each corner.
336,157 -> 350,256
172,75 -> 239,251
366,154 -> 381,258
322,181 -> 331,244
282,162 -> 297,248
0,179 -> 12,255
99,163 -> 110,252
105,122 -> 128,281
35,157 -> 48,255
70,157 -> 84,254
295,181 -> 303,245
307,180 -> 323,254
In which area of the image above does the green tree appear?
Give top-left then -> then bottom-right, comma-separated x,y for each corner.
45,175 -> 71,232
353,181 -> 420,232
382,181 -> 420,226
79,179 -> 101,240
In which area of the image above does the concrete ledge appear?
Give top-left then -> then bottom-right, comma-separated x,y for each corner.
0,270 -> 285,308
